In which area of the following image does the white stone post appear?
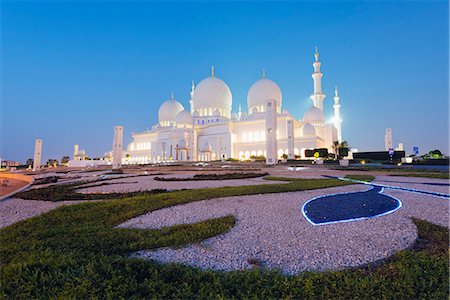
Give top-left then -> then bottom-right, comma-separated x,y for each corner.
33,139 -> 42,171
385,128 -> 393,151
192,128 -> 198,161
265,99 -> 278,164
113,126 -> 123,169
73,144 -> 79,160
333,86 -> 342,143
287,119 -> 294,159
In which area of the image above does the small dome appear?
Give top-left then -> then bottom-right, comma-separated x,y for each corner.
158,97 -> 184,126
247,78 -> 282,113
178,139 -> 187,149
302,123 -> 316,137
231,112 -> 238,120
127,142 -> 135,151
77,149 -> 86,156
175,110 -> 193,125
201,142 -> 212,152
303,106 -> 324,125
193,74 -> 232,116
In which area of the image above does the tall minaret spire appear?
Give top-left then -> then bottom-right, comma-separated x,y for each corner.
333,85 -> 342,143
189,80 -> 195,113
211,65 -> 215,77
170,91 -> 174,99
262,68 -> 266,79
310,47 -> 326,111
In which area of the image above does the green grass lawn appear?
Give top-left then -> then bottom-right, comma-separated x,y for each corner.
389,173 -> 449,179
1,178 -> 448,298
343,175 -> 375,182
154,172 -> 268,181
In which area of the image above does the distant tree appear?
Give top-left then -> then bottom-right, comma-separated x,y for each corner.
332,140 -> 350,160
423,149 -> 443,159
281,154 -> 288,160
431,150 -> 442,157
61,156 -> 70,164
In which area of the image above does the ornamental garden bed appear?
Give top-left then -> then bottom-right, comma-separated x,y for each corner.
154,172 -> 269,181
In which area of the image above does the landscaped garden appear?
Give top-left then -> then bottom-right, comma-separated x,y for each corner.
1,175 -> 448,298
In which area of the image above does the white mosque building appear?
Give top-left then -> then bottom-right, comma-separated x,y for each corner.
123,48 -> 343,165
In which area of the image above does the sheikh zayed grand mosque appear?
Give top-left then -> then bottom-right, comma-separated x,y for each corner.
122,48 -> 343,165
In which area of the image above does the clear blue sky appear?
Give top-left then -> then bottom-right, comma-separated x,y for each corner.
1,1 -> 448,163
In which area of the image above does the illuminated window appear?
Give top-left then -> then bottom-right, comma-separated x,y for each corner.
248,132 -> 254,142
245,151 -> 250,159
239,151 -> 244,160
261,131 -> 266,141
257,150 -> 263,156
254,131 -> 260,142
294,148 -> 299,155
251,150 -> 256,157
242,132 -> 248,143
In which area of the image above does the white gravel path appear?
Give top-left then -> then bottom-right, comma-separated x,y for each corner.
0,198 -> 83,229
383,189 -> 449,227
77,175 -> 286,194
119,184 -> 423,274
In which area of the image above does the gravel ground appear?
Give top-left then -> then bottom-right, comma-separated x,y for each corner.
0,197 -> 83,229
383,189 -> 449,227
77,175 -> 286,194
119,184 -> 422,274
373,175 -> 449,195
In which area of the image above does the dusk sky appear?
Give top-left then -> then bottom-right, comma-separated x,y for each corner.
1,1 -> 448,163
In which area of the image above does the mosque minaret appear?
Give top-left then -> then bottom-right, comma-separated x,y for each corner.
310,47 -> 326,111
122,48 -> 344,164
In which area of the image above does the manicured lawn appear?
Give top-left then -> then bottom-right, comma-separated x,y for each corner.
154,172 -> 268,181
265,175 -> 375,182
389,173 -> 449,179
15,177 -> 352,202
15,180 -> 168,201
343,175 -> 375,182
1,178 -> 448,298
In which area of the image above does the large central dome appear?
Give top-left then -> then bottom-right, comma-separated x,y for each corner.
193,69 -> 232,118
247,77 -> 282,114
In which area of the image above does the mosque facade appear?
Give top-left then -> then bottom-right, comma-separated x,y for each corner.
123,49 -> 343,165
